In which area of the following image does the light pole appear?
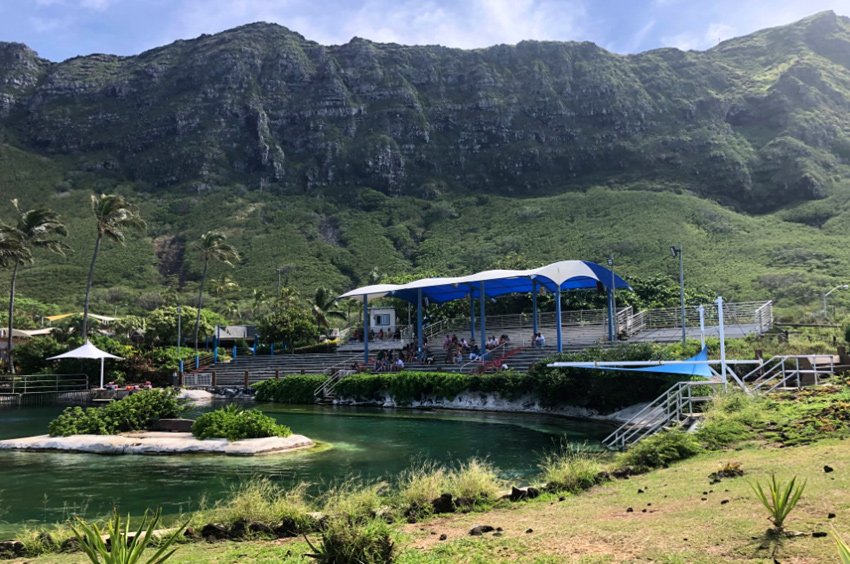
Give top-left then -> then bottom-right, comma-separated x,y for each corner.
177,304 -> 183,374
670,245 -> 686,346
607,256 -> 616,342
823,284 -> 849,319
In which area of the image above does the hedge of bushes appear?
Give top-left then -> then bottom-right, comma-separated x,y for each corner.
48,389 -> 185,436
254,343 -> 697,413
192,405 -> 292,441
254,375 -> 326,403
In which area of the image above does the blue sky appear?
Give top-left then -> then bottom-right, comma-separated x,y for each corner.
1,0 -> 848,61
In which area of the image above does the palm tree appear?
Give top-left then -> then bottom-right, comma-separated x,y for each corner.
0,225 -> 32,373
192,231 -> 240,353
210,274 -> 239,297
312,286 -> 346,332
3,200 -> 68,373
83,194 -> 146,338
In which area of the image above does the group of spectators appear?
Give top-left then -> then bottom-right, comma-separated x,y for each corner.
351,327 -> 403,342
440,333 -> 510,365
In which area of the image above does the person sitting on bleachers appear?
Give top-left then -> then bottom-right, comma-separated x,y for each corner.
534,332 -> 545,348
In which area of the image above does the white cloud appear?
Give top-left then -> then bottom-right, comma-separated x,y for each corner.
29,15 -> 72,33
662,21 -> 736,51
156,0 -> 588,49
79,0 -> 113,10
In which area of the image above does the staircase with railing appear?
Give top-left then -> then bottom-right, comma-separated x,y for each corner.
603,349 -> 846,450
602,381 -> 725,450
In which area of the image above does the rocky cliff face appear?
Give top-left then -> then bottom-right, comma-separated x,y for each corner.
1,12 -> 850,212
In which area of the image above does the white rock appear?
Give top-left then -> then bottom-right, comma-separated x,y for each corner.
0,432 -> 314,456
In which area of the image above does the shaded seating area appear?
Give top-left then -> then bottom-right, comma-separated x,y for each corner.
339,260 -> 631,363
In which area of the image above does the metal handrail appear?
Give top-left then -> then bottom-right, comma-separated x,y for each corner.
313,354 -> 364,397
603,380 -> 724,449
0,373 -> 89,394
458,342 -> 511,372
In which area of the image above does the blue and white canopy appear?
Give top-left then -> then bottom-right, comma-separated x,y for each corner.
551,346 -> 714,379
339,260 -> 631,304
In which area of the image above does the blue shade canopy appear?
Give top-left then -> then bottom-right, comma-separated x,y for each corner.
338,260 -> 631,304
565,347 -> 713,379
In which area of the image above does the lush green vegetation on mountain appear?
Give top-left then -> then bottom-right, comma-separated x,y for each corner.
2,12 -> 850,318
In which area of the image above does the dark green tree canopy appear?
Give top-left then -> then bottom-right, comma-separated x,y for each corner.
258,288 -> 318,347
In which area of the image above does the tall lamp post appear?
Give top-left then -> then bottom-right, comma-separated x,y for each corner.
823,284 -> 849,320
670,244 -> 686,346
177,304 -> 183,375
607,256 -> 616,342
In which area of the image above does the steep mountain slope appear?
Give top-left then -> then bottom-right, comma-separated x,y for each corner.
1,12 -> 850,315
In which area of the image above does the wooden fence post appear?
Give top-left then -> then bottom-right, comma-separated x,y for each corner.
211,371 -> 217,387
275,369 -> 280,380
244,371 -> 249,389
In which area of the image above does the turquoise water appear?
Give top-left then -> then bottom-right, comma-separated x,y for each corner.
0,403 -> 612,535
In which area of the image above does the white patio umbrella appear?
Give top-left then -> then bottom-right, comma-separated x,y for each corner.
47,340 -> 123,389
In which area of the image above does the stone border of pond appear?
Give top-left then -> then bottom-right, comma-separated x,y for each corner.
0,432 -> 314,456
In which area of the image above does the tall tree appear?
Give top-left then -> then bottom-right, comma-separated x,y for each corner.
83,194 -> 146,338
3,200 -> 68,373
192,231 -> 240,353
0,225 -> 32,373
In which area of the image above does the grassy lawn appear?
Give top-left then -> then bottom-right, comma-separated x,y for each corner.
20,437 -> 850,563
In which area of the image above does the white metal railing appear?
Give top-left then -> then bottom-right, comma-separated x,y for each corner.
313,354 -> 363,398
314,369 -> 355,399
183,373 -> 212,388
424,307 -> 631,340
633,301 -> 771,330
754,301 -> 774,335
741,354 -> 836,393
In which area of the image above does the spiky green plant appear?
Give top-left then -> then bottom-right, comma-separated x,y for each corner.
834,528 -> 850,564
70,508 -> 186,564
749,474 -> 806,534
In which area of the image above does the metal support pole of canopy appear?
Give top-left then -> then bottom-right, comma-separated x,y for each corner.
469,291 -> 475,341
556,286 -> 563,353
416,288 -> 423,356
532,280 -> 539,337
479,281 -> 486,354
363,295 -> 370,364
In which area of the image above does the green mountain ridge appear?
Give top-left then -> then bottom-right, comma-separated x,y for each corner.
1,12 -> 850,316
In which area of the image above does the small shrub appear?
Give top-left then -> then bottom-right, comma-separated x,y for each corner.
306,517 -> 395,564
618,428 -> 702,472
71,508 -> 187,564
191,405 -> 292,441
749,474 -> 806,535
539,444 -> 603,493
395,461 -> 449,521
48,389 -> 185,437
708,461 -> 745,483
197,479 -> 314,534
321,480 -> 387,524
447,459 -> 503,508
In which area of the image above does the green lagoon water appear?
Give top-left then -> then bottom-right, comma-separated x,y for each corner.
0,403 -> 612,535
